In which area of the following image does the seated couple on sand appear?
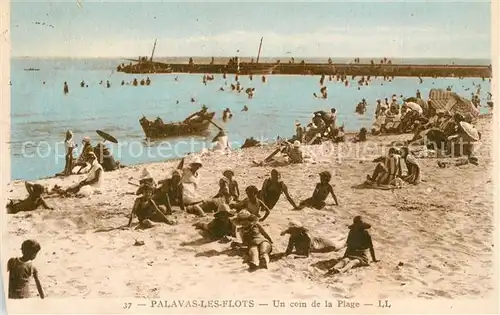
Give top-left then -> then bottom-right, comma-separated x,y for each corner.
365,147 -> 421,188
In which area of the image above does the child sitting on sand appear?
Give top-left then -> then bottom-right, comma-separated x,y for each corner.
281,220 -> 346,258
231,210 -> 273,271
400,147 -> 421,184
7,182 -> 52,214
128,185 -> 176,229
229,186 -> 271,222
297,171 -> 339,210
7,239 -> 45,299
155,170 -> 183,212
213,169 -> 240,204
327,216 -> 379,274
194,204 -> 236,241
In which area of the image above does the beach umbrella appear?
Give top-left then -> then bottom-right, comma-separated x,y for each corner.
96,130 -> 118,143
405,102 -> 423,114
459,121 -> 479,141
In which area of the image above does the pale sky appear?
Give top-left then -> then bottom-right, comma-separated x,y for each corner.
10,1 -> 492,58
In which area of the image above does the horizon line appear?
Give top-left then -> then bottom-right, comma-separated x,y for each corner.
11,56 -> 492,60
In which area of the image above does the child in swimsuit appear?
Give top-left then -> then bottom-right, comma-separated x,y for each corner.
230,186 -> 270,222
231,210 -> 273,270
298,171 -> 339,209
213,169 -> 240,204
7,239 -> 45,299
259,169 -> 298,210
128,185 -> 176,228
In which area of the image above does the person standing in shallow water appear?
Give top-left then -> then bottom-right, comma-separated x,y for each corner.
328,216 -> 378,274
63,81 -> 69,94
8,240 -> 45,299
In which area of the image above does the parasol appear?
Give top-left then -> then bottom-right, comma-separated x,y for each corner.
405,102 -> 423,114
96,130 -> 118,143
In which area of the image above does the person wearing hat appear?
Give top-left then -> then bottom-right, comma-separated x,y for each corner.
231,210 -> 273,270
193,203 -> 236,241
259,169 -> 299,210
73,137 -> 94,174
445,121 -> 480,158
284,140 -> 304,164
328,216 -> 378,274
137,168 -> 156,190
230,185 -> 271,222
7,182 -> 52,214
281,220 -> 345,258
7,239 -> 45,299
63,130 -> 76,175
177,157 -> 220,216
297,171 -> 339,210
213,169 -> 240,204
400,147 -> 421,185
128,184 -> 176,229
65,151 -> 103,194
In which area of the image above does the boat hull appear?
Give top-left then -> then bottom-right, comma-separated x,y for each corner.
139,112 -> 215,139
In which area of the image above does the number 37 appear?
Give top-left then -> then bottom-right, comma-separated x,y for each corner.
123,303 -> 132,309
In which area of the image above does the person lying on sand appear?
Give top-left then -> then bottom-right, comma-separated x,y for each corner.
213,169 -> 240,204
178,157 -> 220,217
128,185 -> 176,229
230,186 -> 271,222
281,220 -> 346,258
7,182 -> 52,214
253,140 -> 305,167
366,148 -> 402,186
230,210 -> 273,271
400,147 -> 421,184
297,171 -> 339,210
63,152 -> 103,195
259,169 -> 299,210
327,216 -> 378,274
8,239 -> 45,299
193,204 -> 237,241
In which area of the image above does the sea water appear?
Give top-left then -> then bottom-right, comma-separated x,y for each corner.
10,58 -> 492,181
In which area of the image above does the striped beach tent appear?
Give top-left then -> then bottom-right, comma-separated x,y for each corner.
428,89 -> 479,119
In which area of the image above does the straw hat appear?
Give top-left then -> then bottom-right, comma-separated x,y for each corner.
459,121 -> 479,141
288,220 -> 303,229
293,140 -> 301,148
349,216 -> 371,230
82,136 -> 90,143
214,203 -> 235,219
190,156 -> 203,167
139,168 -> 153,181
232,210 -> 259,225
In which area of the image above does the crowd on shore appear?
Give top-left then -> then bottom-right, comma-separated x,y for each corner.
6,68 -> 489,300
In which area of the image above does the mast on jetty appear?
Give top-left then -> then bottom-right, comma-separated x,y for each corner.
150,39 -> 157,62
256,37 -> 263,64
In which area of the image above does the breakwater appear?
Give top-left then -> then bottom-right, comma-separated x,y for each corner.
117,62 -> 492,78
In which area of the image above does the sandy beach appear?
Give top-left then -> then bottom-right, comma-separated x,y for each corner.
2,114 -> 496,301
